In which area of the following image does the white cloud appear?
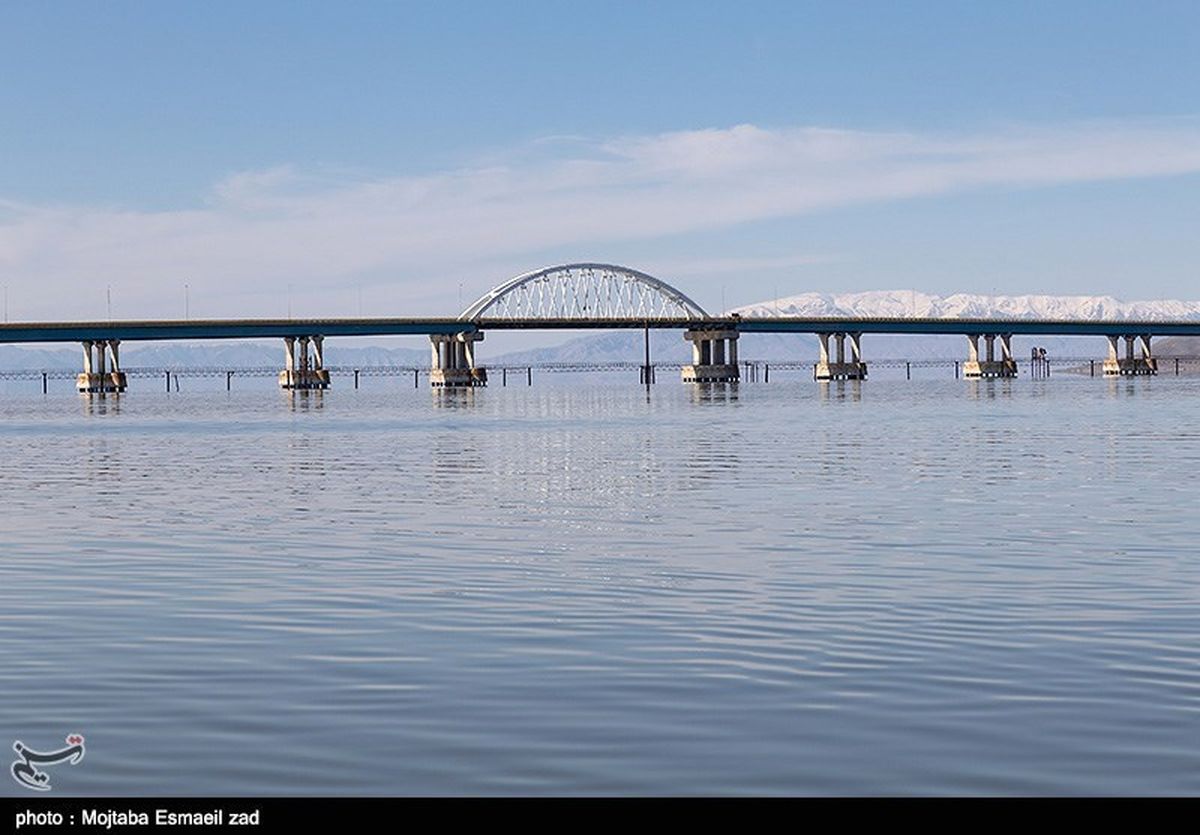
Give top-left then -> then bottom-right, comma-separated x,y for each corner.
639,253 -> 841,277
2,119 -> 1200,319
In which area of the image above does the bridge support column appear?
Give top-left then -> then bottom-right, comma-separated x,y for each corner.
279,335 -> 331,389
76,339 -> 127,393
430,332 -> 487,387
1103,334 -> 1157,376
964,333 -> 1017,378
815,332 -> 867,380
682,329 -> 739,383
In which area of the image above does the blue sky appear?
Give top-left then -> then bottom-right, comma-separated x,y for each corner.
1,1 -> 1199,321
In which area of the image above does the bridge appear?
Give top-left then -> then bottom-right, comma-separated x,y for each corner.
0,262 -> 1190,393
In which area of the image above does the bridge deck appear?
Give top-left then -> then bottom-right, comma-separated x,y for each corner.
3,316 -> 1200,344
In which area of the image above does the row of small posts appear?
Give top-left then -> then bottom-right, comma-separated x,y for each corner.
70,330 -> 1166,394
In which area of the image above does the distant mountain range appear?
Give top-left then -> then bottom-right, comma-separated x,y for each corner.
0,343 -> 432,372
730,290 -> 1200,321
4,291 -> 1200,371
724,290 -> 1200,360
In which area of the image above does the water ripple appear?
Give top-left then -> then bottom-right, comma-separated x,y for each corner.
2,379 -> 1200,794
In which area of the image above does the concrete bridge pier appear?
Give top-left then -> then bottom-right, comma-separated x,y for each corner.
816,332 -> 867,380
77,339 -> 127,393
1103,334 -> 1157,376
279,335 -> 331,389
430,332 -> 487,387
681,329 -> 739,383
964,333 -> 1018,378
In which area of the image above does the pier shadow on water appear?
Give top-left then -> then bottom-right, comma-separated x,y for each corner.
687,381 -> 740,405
81,393 -> 123,416
818,380 -> 863,402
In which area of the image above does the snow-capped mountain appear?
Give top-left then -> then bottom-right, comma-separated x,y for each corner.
732,290 -> 1200,321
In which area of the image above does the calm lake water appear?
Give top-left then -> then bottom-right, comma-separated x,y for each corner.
2,373 -> 1199,795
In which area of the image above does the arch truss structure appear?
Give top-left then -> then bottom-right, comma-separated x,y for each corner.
460,263 -> 709,322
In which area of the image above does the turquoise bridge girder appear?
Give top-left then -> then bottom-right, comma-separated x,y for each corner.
0,319 -> 480,345
5,317 -> 1195,344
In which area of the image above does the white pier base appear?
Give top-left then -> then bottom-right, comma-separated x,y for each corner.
431,332 -> 487,387
816,332 -> 867,380
964,334 -> 1018,378
77,340 -> 127,393
682,329 -> 739,383
279,336 -> 331,389
1103,335 -> 1157,376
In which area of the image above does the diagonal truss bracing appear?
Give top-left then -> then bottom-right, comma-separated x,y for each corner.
460,263 -> 710,322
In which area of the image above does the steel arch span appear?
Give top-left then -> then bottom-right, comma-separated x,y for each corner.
459,263 -> 710,322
